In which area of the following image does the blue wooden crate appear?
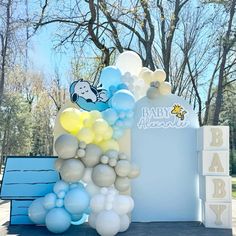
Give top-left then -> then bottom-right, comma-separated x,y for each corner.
0,156 -> 60,225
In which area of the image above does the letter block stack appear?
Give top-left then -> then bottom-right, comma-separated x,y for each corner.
197,126 -> 232,228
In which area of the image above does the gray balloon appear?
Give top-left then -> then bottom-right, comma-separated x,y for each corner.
60,159 -> 85,183
54,134 -> 78,159
114,177 -> 130,192
115,160 -> 131,177
81,144 -> 102,167
146,87 -> 159,100
128,164 -> 140,178
105,150 -> 119,159
92,164 -> 116,187
54,158 -> 64,171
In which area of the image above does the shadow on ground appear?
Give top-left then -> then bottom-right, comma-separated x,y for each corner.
0,222 -> 232,236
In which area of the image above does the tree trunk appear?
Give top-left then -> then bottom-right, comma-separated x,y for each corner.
213,0 -> 236,125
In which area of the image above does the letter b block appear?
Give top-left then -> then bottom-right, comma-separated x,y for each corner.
202,202 -> 232,228
197,126 -> 229,151
200,176 -> 231,202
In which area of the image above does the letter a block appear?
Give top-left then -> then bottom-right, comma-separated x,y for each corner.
197,126 -> 229,151
202,202 -> 232,228
200,176 -> 231,202
198,151 -> 229,176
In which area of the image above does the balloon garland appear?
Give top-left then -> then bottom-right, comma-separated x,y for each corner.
28,51 -> 170,235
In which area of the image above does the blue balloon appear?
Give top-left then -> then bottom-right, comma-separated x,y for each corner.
64,187 -> 90,214
43,193 -> 57,210
53,180 -> 69,195
28,197 -> 48,224
111,89 -> 135,111
117,83 -> 128,90
71,213 -> 87,225
100,66 -> 122,89
102,108 -> 118,125
113,128 -> 124,139
45,208 -> 71,234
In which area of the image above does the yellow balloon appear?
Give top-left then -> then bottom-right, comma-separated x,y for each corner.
103,126 -> 113,140
80,111 -> 91,122
94,135 -> 103,144
77,127 -> 95,144
93,119 -> 108,134
60,108 -> 82,134
90,110 -> 102,120
83,117 -> 94,128
98,139 -> 119,152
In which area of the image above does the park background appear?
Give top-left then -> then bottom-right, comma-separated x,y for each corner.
0,0 -> 235,197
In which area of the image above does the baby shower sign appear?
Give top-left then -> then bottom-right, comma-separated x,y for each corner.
131,94 -> 200,222
137,104 -> 189,129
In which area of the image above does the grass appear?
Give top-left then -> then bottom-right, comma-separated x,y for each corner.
232,176 -> 236,199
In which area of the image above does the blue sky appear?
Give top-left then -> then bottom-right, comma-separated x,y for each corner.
28,24 -> 72,82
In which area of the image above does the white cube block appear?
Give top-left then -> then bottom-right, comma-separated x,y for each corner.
200,176 -> 231,202
202,202 -> 232,229
198,151 -> 229,176
197,126 -> 229,151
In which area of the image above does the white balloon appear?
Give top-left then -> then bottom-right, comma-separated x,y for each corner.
88,213 -> 97,229
90,194 -> 105,213
95,210 -> 121,236
116,51 -> 142,76
119,214 -> 130,232
159,81 -> 172,95
152,69 -> 166,82
113,195 -> 133,215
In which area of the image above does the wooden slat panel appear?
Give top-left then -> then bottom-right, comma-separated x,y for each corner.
5,171 -> 58,183
11,200 -> 32,215
11,215 -> 33,225
1,157 -> 60,199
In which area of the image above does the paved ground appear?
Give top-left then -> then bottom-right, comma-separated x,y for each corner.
0,200 -> 235,236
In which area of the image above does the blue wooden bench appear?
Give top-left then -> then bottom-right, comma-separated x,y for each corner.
0,156 -> 60,225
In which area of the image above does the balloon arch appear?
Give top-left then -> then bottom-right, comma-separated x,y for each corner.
28,51 -> 171,235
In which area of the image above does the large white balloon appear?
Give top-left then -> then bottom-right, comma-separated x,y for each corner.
82,144 -> 102,167
95,210 -> 121,236
90,194 -> 105,213
119,214 -> 130,232
116,51 -> 142,76
113,195 -> 133,215
88,213 -> 97,229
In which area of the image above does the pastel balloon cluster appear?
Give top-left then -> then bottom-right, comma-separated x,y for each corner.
54,135 -> 140,192
60,109 -> 119,151
102,89 -> 135,139
139,68 -> 172,99
29,181 -> 90,234
28,51 -> 143,236
88,187 -> 134,236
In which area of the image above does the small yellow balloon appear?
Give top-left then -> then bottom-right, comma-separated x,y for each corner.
60,108 -> 82,134
93,119 -> 109,134
83,117 -> 94,128
103,126 -> 113,140
94,135 -> 103,144
90,110 -> 102,120
77,127 -> 95,144
80,111 -> 91,122
98,139 -> 119,152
